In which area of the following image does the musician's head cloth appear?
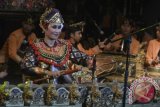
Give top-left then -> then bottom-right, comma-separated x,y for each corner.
65,21 -> 84,39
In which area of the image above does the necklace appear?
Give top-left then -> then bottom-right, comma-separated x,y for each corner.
30,39 -> 72,67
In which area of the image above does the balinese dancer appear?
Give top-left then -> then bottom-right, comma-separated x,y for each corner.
20,8 -> 93,84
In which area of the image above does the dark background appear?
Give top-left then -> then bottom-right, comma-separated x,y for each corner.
0,0 -> 160,47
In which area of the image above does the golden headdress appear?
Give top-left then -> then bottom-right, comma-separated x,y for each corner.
40,8 -> 64,28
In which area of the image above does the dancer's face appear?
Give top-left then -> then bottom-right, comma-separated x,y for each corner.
45,23 -> 63,40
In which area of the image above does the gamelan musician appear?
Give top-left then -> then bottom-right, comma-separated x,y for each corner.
103,17 -> 140,56
146,25 -> 160,67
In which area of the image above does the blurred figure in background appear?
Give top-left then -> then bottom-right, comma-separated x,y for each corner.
65,21 -> 107,56
0,17 -> 37,78
146,25 -> 160,67
104,17 -> 140,55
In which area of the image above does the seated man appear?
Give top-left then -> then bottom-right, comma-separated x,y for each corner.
0,17 -> 36,78
104,17 -> 140,55
20,8 -> 93,84
146,25 -> 160,67
65,22 -> 105,56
